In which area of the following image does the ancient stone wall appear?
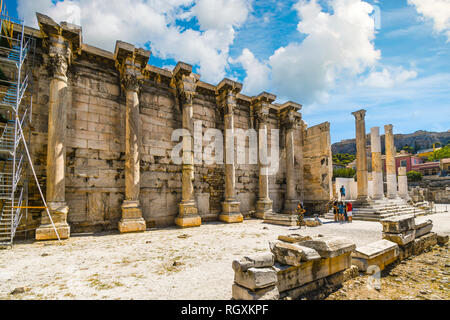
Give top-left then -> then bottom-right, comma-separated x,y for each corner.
16,16 -> 332,235
302,122 -> 333,213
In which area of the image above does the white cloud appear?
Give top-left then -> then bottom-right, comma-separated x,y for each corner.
17,0 -> 251,83
229,48 -> 270,95
408,0 -> 450,41
361,66 -> 418,88
234,0 -> 381,103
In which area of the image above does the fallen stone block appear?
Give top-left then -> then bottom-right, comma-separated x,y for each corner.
232,252 -> 275,272
234,267 -> 277,291
413,232 -> 437,256
304,218 -> 321,227
399,241 -> 415,260
352,240 -> 399,272
298,236 -> 356,259
280,278 -> 326,300
380,215 -> 415,233
269,241 -> 321,266
414,220 -> 433,239
273,253 -> 352,293
382,230 -> 416,246
278,234 -> 312,244
436,234 -> 449,246
232,283 -> 279,300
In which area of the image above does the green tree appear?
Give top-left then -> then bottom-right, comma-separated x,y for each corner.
427,144 -> 450,161
332,153 -> 356,166
333,168 -> 356,179
407,170 -> 423,182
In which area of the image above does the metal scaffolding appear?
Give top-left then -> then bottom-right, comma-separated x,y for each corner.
0,1 -> 35,246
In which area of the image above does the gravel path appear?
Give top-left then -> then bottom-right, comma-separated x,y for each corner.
0,209 -> 449,300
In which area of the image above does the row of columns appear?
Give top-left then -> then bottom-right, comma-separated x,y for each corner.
34,14 -> 304,239
352,109 -> 407,202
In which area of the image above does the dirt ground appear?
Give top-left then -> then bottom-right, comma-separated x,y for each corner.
0,207 -> 449,300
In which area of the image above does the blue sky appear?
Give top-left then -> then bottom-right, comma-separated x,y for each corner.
6,0 -> 450,143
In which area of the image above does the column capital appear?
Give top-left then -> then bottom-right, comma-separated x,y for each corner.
114,41 -> 150,93
37,13 -> 82,81
352,109 -> 366,121
216,78 -> 242,115
279,101 -> 302,130
252,92 -> 276,124
172,62 -> 200,107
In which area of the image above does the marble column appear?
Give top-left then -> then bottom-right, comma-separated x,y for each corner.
217,79 -> 243,223
385,124 -> 398,199
173,63 -> 201,228
280,102 -> 302,214
398,167 -> 409,200
253,93 -> 276,219
352,109 -> 369,202
370,127 -> 384,200
36,35 -> 72,240
114,42 -> 150,233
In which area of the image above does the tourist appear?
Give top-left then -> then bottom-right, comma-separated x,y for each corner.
340,185 -> 346,200
338,202 -> 345,223
296,202 -> 306,227
333,201 -> 339,222
346,201 -> 353,223
343,202 -> 348,222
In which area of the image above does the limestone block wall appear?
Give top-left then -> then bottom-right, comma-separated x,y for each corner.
16,20 -> 331,234
303,122 -> 333,213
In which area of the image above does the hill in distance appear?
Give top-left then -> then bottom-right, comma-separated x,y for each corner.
332,130 -> 450,155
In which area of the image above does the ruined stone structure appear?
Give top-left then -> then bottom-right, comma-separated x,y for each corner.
10,14 -> 333,239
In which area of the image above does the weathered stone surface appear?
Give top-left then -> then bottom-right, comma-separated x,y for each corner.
399,241 -> 415,260
304,218 -> 321,227
277,234 -> 312,243
274,253 -> 352,292
380,215 -> 415,233
413,233 -> 437,256
280,278 -> 326,300
382,230 -> 416,246
234,267 -> 277,290
35,224 -> 70,241
232,252 -> 275,272
118,218 -> 146,233
414,220 -> 433,238
175,215 -> 201,228
298,236 -> 356,259
437,234 -> 449,246
269,240 -> 321,266
232,283 -> 279,300
352,240 -> 399,272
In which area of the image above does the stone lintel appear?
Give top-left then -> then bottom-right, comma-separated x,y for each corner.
114,40 -> 151,68
279,101 -> 302,112
217,78 -> 242,94
36,13 -> 82,52
253,92 -> 277,104
173,61 -> 193,79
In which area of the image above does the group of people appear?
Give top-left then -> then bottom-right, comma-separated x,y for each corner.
332,201 -> 353,223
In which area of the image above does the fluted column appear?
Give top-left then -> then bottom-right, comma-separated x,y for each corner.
280,102 -> 302,214
385,124 -> 398,199
217,79 -> 243,223
36,35 -> 72,240
253,93 -> 276,219
352,109 -> 369,202
370,127 -> 384,200
115,41 -> 150,233
173,63 -> 201,228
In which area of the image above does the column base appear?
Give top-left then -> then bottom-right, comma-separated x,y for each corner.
176,201 -> 201,228
283,199 -> 300,214
220,201 -> 243,223
35,202 -> 70,241
118,201 -> 146,233
255,199 -> 273,219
